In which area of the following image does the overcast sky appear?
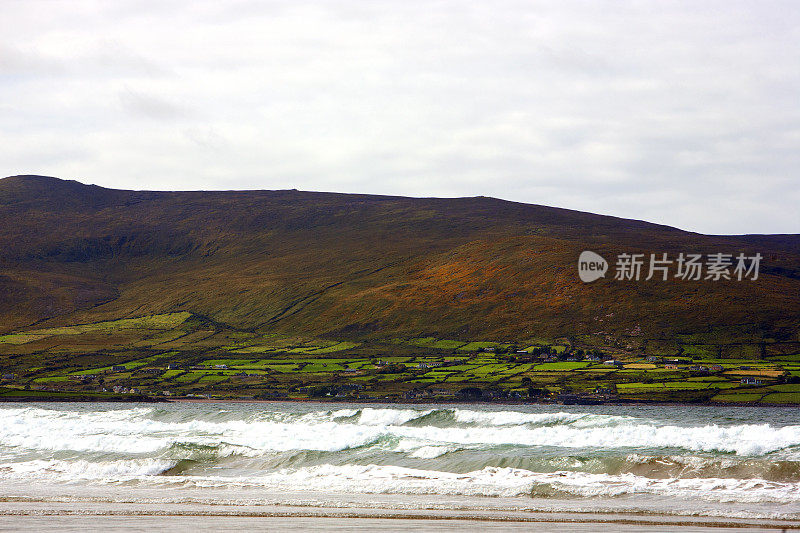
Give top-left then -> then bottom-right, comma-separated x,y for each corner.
2,1 -> 798,234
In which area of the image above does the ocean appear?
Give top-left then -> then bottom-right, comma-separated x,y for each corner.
0,401 -> 798,530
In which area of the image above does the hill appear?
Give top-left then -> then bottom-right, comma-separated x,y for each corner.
1,174 -> 799,355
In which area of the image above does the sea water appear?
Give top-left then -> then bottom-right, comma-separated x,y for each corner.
0,402 -> 799,527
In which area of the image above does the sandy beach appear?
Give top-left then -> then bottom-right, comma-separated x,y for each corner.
3,497 -> 799,532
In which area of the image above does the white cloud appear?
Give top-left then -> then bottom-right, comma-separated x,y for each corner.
0,0 -> 798,234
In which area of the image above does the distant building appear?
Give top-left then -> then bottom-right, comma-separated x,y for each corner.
711,364 -> 724,372
665,364 -> 679,370
214,364 -> 228,370
741,377 -> 763,385
111,365 -> 127,372
594,386 -> 616,395
167,363 -> 180,370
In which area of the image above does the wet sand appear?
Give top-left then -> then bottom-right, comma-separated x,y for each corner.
2,499 -> 799,532
3,516 -> 794,532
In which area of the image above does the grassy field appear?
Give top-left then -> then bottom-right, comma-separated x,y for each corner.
2,312 -> 799,404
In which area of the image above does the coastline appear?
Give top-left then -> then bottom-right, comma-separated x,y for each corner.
166,397 -> 800,407
1,483 -> 798,531
3,506 -> 799,532
1,395 -> 797,407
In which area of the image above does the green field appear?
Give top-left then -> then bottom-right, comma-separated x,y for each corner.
1,309 -> 800,405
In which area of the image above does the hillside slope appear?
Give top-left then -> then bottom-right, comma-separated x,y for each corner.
1,175 -> 798,353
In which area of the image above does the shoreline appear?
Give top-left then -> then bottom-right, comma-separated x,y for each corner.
1,395 -> 797,407
2,510 -> 797,530
1,493 -> 798,531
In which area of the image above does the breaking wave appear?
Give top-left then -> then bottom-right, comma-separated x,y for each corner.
1,403 -> 799,508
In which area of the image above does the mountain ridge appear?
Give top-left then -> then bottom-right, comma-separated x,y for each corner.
1,175 -> 798,353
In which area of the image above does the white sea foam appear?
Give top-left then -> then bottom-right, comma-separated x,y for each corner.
0,458 -> 176,480
389,421 -> 800,456
239,465 -> 800,503
452,409 -> 586,426
6,459 -> 793,504
2,406 -> 800,457
355,407 -> 432,426
393,438 -> 456,458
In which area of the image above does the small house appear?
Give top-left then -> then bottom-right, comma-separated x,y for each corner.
594,386 -> 617,395
740,377 -> 763,385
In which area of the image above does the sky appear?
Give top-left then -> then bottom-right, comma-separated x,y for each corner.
1,0 -> 799,235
